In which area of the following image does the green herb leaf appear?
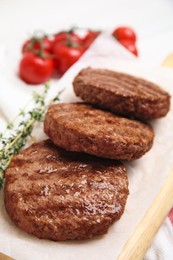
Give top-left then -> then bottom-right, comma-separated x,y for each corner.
0,83 -> 62,189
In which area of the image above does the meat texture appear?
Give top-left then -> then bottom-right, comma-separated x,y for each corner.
4,140 -> 129,241
44,103 -> 154,160
73,68 -> 170,120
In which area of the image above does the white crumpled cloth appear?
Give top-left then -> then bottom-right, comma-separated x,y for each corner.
0,33 -> 173,259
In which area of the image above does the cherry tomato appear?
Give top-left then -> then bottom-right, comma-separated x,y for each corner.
82,31 -> 100,49
19,52 -> 54,84
112,27 -> 137,43
53,41 -> 85,75
53,32 -> 82,45
22,37 -> 54,54
119,40 -> 138,56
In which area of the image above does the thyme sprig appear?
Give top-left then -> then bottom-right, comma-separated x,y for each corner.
0,83 -> 63,189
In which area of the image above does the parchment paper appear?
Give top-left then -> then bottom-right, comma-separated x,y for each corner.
0,33 -> 173,260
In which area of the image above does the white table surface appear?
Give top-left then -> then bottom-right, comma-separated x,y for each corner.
0,0 -> 173,65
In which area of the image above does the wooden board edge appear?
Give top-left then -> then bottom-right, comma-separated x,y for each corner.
118,167 -> 173,260
0,252 -> 15,260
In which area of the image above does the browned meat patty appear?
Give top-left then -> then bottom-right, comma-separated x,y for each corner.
44,103 -> 154,160
73,68 -> 170,120
4,140 -> 129,241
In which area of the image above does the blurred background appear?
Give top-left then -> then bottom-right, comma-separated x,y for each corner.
0,0 -> 173,65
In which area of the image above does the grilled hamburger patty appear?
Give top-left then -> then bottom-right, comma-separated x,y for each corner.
44,103 -> 154,160
4,140 -> 129,241
73,68 -> 170,120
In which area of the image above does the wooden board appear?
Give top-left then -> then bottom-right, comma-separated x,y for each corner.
0,252 -> 14,260
1,55 -> 173,260
118,167 -> 173,259
162,54 -> 173,68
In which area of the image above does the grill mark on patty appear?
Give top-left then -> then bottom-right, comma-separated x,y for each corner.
44,103 -> 154,160
81,68 -> 167,95
4,140 -> 129,240
73,68 -> 170,120
77,71 -> 167,99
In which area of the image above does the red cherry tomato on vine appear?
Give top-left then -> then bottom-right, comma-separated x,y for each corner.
19,51 -> 54,84
53,32 -> 82,45
82,31 -> 100,48
119,40 -> 138,56
53,41 -> 85,75
22,37 -> 54,54
112,27 -> 137,43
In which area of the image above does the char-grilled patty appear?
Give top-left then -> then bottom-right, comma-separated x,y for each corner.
44,103 -> 154,160
4,140 -> 128,241
73,68 -> 170,120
